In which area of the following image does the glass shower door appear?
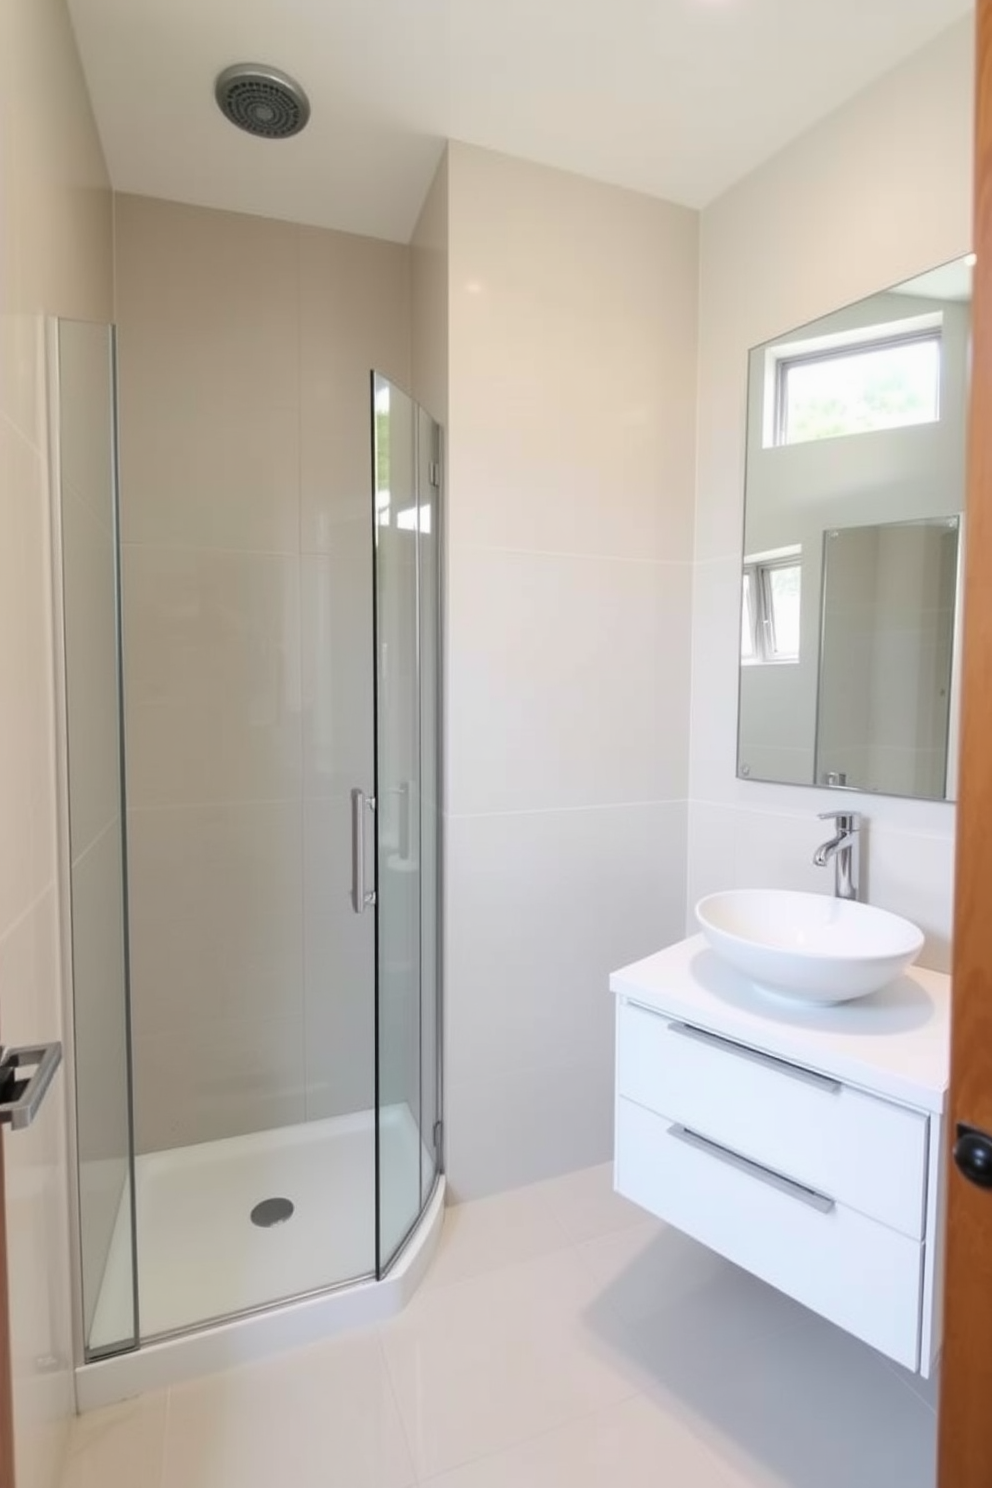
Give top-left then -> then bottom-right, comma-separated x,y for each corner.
371,374 -> 441,1271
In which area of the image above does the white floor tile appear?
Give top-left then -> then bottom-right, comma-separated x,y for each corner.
380,1249 -> 637,1479
633,1311 -> 938,1488
423,1183 -> 570,1292
575,1219 -> 810,1340
160,1331 -> 414,1488
61,1392 -> 167,1488
537,1163 -> 650,1245
420,1394 -> 739,1488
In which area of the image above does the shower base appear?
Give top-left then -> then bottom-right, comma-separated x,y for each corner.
77,1104 -> 444,1411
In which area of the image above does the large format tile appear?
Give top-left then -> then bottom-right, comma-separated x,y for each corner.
422,1182 -> 570,1292
0,416 -> 56,930
380,1249 -> 637,1478
132,1010 -> 305,1153
122,545 -> 302,811
301,543 -> 374,801
447,546 -> 691,815
448,144 -> 698,564
302,795 -> 376,1120
299,226 -> 410,553
127,800 -> 303,1039
445,802 -> 686,1083
162,1333 -> 413,1488
661,1313 -> 939,1488
538,1163 -> 649,1246
444,1051 -> 615,1203
421,1393 -> 737,1488
61,1393 -> 167,1488
61,485 -> 122,853
115,195 -> 300,554
1,891 -> 75,1488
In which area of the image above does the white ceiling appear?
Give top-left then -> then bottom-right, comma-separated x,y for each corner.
67,0 -> 972,244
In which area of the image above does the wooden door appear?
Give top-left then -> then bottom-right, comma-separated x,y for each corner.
0,1132 -> 14,1488
938,3 -> 992,1483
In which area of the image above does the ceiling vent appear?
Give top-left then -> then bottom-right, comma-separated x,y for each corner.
214,64 -> 310,140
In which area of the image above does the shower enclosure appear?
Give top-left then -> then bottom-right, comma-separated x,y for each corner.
50,320 -> 443,1384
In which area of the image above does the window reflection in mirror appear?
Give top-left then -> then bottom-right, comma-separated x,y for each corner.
737,255 -> 971,802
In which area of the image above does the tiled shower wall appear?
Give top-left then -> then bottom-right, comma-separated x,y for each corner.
114,195 -> 411,1153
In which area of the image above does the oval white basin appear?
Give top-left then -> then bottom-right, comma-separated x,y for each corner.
695,890 -> 925,1005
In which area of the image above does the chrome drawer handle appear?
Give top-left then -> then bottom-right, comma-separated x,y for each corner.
669,1124 -> 835,1214
0,1043 -> 62,1131
668,1020 -> 841,1095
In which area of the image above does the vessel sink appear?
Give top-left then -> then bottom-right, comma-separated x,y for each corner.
695,889 -> 925,1005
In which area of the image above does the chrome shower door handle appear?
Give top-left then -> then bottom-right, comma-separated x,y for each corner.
0,1042 -> 62,1131
350,788 -> 376,914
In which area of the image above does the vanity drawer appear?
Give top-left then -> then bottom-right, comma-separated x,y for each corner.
616,999 -> 929,1238
615,1096 -> 923,1370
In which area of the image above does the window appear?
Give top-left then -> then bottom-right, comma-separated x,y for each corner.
742,556 -> 801,663
775,330 -> 941,446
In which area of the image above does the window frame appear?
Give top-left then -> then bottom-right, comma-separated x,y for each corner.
742,553 -> 801,666
773,327 -> 942,447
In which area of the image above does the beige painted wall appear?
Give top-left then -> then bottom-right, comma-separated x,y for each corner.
114,195 -> 411,1152
689,18 -> 973,968
0,0 -> 113,1480
443,143 -> 699,1198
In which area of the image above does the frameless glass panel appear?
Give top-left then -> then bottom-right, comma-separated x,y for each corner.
373,374 -> 424,1269
55,320 -> 138,1357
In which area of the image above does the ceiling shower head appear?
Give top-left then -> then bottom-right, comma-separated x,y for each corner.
214,64 -> 311,140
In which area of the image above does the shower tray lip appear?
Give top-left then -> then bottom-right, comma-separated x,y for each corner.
74,1171 -> 445,1412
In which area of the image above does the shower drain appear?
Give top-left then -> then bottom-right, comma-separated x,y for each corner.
250,1197 -> 294,1228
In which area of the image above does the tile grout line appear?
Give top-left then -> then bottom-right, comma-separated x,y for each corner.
375,1325 -> 422,1486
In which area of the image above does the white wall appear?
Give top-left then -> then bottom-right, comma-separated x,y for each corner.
0,0 -> 113,1480
443,143 -> 699,1198
689,18 -> 973,972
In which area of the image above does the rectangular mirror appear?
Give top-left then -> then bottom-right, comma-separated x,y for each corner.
737,256 -> 971,801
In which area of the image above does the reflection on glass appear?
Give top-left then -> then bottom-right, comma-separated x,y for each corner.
738,255 -> 971,800
815,518 -> 959,800
780,334 -> 941,445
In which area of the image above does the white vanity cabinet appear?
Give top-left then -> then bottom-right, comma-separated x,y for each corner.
611,935 -> 950,1376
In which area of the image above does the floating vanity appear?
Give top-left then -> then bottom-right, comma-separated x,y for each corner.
611,934 -> 950,1376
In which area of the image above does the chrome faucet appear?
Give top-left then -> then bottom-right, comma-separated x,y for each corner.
813,811 -> 862,902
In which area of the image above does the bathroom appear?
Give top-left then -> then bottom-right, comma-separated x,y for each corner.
0,1 -> 984,1486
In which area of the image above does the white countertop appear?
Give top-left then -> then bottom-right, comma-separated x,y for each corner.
610,934 -> 950,1114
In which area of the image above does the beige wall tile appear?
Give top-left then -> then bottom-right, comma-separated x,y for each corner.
0,417 -> 57,930
122,544 -> 303,809
115,195 -> 301,553
301,542 -> 374,802
443,144 -> 698,1193
61,487 -> 122,852
411,151 -> 449,425
0,889 -> 74,1488
446,800 -> 687,1081
447,144 -> 698,564
299,225 -> 411,552
67,822 -> 130,1337
302,797 -> 375,1120
132,1014 -> 306,1153
126,800 -> 303,1044
447,547 -> 691,816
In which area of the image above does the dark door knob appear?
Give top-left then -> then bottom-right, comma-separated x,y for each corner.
954,1123 -> 992,1188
